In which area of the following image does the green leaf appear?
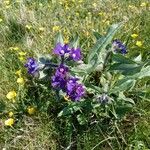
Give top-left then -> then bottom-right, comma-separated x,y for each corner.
0,101 -> 5,113
110,79 -> 136,93
110,63 -> 142,75
112,53 -> 136,64
116,104 -> 133,118
71,63 -> 94,75
93,31 -> 103,40
132,66 -> 150,79
118,92 -> 135,104
55,32 -> 64,44
87,23 -> 123,66
38,70 -> 47,79
70,33 -> 79,48
37,54 -> 52,64
77,114 -> 87,125
58,103 -> 82,117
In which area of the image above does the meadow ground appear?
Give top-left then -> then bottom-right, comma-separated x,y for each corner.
0,0 -> 150,149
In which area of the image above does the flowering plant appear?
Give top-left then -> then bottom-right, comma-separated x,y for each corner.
24,23 -> 150,126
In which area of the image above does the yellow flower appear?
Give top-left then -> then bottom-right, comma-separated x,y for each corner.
6,91 -> 17,100
18,56 -> 25,61
106,20 -> 110,25
64,37 -> 69,44
64,95 -> 70,101
99,12 -> 103,16
4,0 -> 10,5
15,69 -> 21,76
17,77 -> 24,84
140,2 -> 147,7
131,34 -> 138,39
0,18 -> 3,22
25,25 -> 32,30
9,47 -> 19,51
52,26 -> 60,32
5,118 -> 14,126
136,41 -> 142,47
27,107 -> 36,115
5,5 -> 11,9
79,0 -> 83,3
39,27 -> 45,32
18,51 -> 26,56
93,3 -> 97,8
85,31 -> 89,36
76,12 -> 79,16
8,112 -> 14,117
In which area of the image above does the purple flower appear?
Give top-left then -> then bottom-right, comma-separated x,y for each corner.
112,39 -> 127,54
51,64 -> 69,90
55,64 -> 69,77
51,75 -> 67,90
66,77 -> 85,101
69,48 -> 81,61
24,58 -> 38,75
53,43 -> 70,56
67,77 -> 79,92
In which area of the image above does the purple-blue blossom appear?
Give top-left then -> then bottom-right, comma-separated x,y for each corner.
66,77 -> 85,101
53,43 -> 70,56
69,48 -> 81,61
112,39 -> 127,54
51,64 -> 69,90
24,58 -> 38,75
55,64 -> 69,77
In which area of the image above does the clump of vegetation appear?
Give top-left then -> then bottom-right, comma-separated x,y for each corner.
0,0 -> 149,149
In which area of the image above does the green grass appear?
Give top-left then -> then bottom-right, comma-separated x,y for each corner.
0,0 -> 150,149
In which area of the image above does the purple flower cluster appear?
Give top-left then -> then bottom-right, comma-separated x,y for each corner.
52,65 -> 85,101
24,58 -> 38,75
112,39 -> 127,54
51,64 -> 69,91
67,77 -> 85,101
52,43 -> 85,101
53,43 -> 81,61
24,42 -> 85,101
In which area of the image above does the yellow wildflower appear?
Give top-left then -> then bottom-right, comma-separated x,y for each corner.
64,37 -> 69,44
39,27 -> 45,32
5,118 -> 14,127
18,56 -> 25,61
17,77 -> 24,84
10,47 -> 19,51
25,25 -> 32,30
15,69 -> 21,76
79,0 -> 83,3
8,112 -> 14,117
140,2 -> 147,7
4,0 -> 10,5
99,12 -> 103,16
93,3 -> 97,8
5,5 -> 11,9
76,13 -> 79,16
27,107 -> 36,115
52,26 -> 60,32
131,34 -> 138,39
136,41 -> 142,47
18,51 -> 26,56
64,95 -> 70,101
6,91 -> 17,100
85,31 -> 89,36
0,18 -> 3,22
